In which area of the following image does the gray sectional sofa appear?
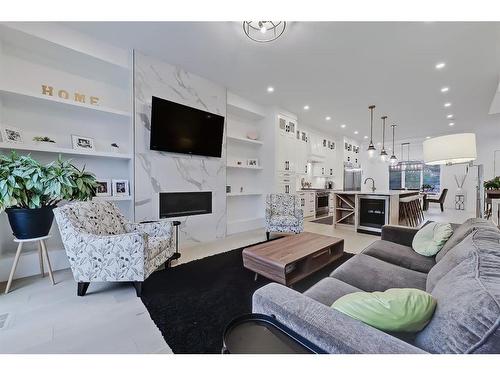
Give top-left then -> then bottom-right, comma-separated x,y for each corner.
252,218 -> 500,354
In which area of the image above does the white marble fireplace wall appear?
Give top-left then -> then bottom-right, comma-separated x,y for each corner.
134,51 -> 227,244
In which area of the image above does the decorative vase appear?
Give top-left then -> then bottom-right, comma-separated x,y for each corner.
246,130 -> 259,140
5,206 -> 55,239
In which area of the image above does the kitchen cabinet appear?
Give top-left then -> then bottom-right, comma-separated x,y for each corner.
298,191 -> 315,217
277,171 -> 295,194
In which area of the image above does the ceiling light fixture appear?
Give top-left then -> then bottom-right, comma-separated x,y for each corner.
303,105 -> 310,110
444,102 -> 452,107
325,116 -> 331,121
447,114 -> 454,119
390,124 -> 398,165
441,87 -> 449,93
426,136 -> 431,139
354,130 -> 359,135
364,135 -> 368,139
435,62 -> 446,69
267,86 -> 274,93
340,124 -> 346,128
243,21 -> 286,43
367,105 -> 376,158
449,122 -> 455,126
380,116 -> 389,162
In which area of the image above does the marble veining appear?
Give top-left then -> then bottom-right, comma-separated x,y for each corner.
134,51 -> 227,245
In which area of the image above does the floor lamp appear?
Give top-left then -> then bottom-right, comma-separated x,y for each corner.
423,133 -> 483,218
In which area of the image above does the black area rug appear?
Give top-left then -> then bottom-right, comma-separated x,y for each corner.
312,216 -> 334,225
141,243 -> 354,354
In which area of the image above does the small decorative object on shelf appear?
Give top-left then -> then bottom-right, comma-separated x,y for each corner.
112,179 -> 129,196
33,136 -> 56,144
236,160 -> 243,166
246,158 -> 259,167
95,179 -> 112,197
41,84 -> 100,106
1,126 -> 24,144
240,187 -> 244,193
226,186 -> 231,193
72,135 -> 95,152
246,130 -> 259,141
110,143 -> 120,152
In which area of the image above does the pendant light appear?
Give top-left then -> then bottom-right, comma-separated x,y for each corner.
390,124 -> 398,165
380,115 -> 388,162
367,105 -> 376,157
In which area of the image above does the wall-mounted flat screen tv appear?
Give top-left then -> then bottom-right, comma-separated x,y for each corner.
150,96 -> 225,158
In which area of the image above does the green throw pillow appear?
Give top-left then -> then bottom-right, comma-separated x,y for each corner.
332,288 -> 437,332
412,222 -> 453,256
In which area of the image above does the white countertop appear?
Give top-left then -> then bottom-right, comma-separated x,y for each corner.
332,190 -> 420,196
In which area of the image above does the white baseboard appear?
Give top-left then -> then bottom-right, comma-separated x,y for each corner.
0,247 -> 70,283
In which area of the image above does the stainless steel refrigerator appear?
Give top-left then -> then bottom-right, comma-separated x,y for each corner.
343,163 -> 362,191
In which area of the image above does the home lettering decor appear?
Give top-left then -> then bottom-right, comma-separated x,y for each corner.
41,85 -> 100,105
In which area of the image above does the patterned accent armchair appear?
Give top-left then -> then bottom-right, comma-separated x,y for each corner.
265,194 -> 304,240
53,201 -> 177,297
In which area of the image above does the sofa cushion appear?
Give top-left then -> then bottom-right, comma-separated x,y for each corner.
435,218 -> 495,262
425,228 -> 495,293
412,222 -> 453,256
362,240 -> 436,273
332,288 -> 437,333
330,254 -> 427,292
269,214 -> 299,226
414,228 -> 500,353
304,277 -> 363,306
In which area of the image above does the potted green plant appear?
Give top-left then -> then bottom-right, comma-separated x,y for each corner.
0,152 -> 97,239
484,176 -> 500,199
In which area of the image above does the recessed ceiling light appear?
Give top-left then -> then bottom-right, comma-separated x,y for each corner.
449,122 -> 455,126
435,62 -> 446,69
444,102 -> 452,107
354,130 -> 359,135
441,87 -> 449,93
377,142 -> 382,146
325,116 -> 331,121
340,124 -> 346,128
267,86 -> 274,93
364,135 -> 368,139
303,105 -> 310,110
426,136 -> 431,139
446,114 -> 453,119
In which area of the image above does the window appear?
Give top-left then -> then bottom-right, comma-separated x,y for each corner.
388,163 -> 441,191
423,165 -> 441,193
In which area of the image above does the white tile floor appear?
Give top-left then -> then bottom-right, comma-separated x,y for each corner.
0,207 -> 476,354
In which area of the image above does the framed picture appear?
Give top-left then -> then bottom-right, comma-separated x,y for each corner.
246,158 -> 259,167
112,179 -> 129,196
1,126 -> 24,144
95,179 -> 111,197
72,135 -> 95,151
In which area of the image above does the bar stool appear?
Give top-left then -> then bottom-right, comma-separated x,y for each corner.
4,235 -> 55,294
399,195 -> 425,227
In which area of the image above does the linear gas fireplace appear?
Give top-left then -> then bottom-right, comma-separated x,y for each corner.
159,192 -> 212,218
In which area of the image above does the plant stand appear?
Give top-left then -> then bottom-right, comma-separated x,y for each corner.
4,235 -> 55,294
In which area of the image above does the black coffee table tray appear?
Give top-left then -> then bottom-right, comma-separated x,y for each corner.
222,313 -> 326,354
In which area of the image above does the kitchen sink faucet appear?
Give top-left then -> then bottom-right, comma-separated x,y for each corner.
364,177 -> 376,192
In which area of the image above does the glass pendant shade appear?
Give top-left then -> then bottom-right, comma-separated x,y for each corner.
367,105 -> 376,154
389,124 -> 398,165
380,115 -> 388,159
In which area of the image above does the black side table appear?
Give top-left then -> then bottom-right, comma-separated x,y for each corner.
222,313 -> 326,354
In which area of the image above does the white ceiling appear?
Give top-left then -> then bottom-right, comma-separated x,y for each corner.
65,22 -> 500,142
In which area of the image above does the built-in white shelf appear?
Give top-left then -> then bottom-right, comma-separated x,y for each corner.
227,164 -> 263,170
0,88 -> 131,118
93,196 -> 132,202
227,135 -> 263,146
227,192 -> 263,197
0,142 -> 133,160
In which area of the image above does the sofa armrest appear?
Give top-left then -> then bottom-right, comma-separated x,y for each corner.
381,225 -> 420,247
252,283 -> 427,354
128,220 -> 173,238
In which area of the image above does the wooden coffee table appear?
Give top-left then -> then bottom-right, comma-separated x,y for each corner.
242,232 -> 344,286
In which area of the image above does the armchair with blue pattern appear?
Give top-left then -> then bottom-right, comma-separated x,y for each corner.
265,194 -> 304,240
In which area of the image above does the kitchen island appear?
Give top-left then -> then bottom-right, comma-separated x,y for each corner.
332,190 -> 420,234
